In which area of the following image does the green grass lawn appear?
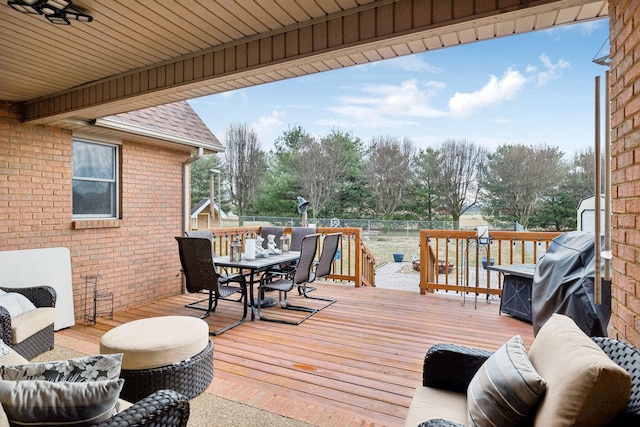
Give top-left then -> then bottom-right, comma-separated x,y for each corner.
362,232 -> 421,265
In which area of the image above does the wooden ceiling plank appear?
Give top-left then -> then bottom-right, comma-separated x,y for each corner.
496,20 -> 515,36
421,35 -> 443,51
293,0 -> 328,17
391,43 -> 412,56
376,46 -> 397,60
458,28 -> 477,44
107,0 -> 202,55
161,0 -> 241,41
407,39 -> 427,53
253,0 -> 297,27
237,0 -> 285,29
153,0 -> 226,47
577,2 -> 606,20
318,0 -> 342,15
348,52 -> 370,65
86,1 -> 186,60
556,6 -> 580,24
439,32 -> 459,47
221,1 -> 272,34
336,56 -> 356,67
0,18 -> 145,74
334,0 -> 360,9
275,0 -> 310,22
514,16 -> 536,33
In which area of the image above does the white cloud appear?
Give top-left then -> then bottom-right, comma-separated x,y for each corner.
534,54 -> 570,85
356,55 -> 441,73
251,110 -> 286,148
328,79 -> 448,129
448,69 -> 527,117
220,89 -> 248,100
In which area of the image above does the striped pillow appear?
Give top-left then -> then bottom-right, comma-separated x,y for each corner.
467,335 -> 546,426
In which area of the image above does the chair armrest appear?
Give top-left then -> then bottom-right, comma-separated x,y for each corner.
418,420 -> 466,427
0,286 -> 56,308
0,306 -> 11,344
423,343 -> 492,394
593,336 -> 640,416
91,390 -> 190,427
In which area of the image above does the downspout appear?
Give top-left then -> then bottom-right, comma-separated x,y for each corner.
183,148 -> 204,233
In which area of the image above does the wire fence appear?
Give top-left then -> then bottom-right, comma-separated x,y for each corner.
234,216 -> 517,235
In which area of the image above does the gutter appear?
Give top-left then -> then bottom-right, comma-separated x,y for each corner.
94,117 -> 221,151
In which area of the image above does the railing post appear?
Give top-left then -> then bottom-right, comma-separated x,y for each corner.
354,228 -> 362,287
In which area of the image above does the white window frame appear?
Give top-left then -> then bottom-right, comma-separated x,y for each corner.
72,138 -> 120,219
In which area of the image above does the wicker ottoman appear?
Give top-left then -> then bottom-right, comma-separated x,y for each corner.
100,316 -> 213,402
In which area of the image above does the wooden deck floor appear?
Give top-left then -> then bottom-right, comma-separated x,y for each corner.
57,283 -> 534,427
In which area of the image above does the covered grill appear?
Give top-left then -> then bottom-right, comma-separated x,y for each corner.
531,231 -> 611,337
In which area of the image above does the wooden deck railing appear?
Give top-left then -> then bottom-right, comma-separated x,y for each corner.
418,230 -> 562,296
203,226 -> 375,287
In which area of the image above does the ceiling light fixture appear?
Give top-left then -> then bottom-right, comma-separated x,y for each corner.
7,0 -> 92,25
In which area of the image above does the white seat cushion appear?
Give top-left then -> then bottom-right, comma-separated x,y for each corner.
404,386 -> 468,427
100,316 -> 209,370
10,307 -> 56,344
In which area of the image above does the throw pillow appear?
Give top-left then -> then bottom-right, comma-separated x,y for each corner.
2,353 -> 123,382
0,341 -> 9,357
0,293 -> 36,318
529,313 -> 632,427
467,335 -> 546,427
0,378 -> 124,426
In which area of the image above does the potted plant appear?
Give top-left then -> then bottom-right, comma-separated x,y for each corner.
393,253 -> 404,262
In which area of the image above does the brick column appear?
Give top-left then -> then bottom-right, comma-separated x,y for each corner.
609,0 -> 640,346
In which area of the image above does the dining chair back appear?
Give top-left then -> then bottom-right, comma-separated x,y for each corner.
257,233 -> 321,325
259,226 -> 284,249
314,232 -> 342,280
297,232 -> 341,309
175,236 -> 247,335
290,226 -> 317,252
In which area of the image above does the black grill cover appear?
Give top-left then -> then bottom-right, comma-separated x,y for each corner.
531,231 -> 611,337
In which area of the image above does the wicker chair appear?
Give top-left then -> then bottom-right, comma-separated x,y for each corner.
413,338 -> 640,427
0,286 -> 56,360
92,389 -> 189,427
257,233 -> 320,325
175,237 -> 248,335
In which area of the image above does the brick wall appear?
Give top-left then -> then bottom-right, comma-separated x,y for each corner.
0,102 -> 189,319
610,0 -> 640,346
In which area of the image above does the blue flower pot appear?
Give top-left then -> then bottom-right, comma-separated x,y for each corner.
393,253 -> 404,262
481,257 -> 495,269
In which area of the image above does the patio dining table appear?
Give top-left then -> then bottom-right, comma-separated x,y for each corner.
213,251 -> 300,321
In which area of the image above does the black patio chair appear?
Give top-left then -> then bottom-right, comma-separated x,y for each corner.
259,226 -> 284,250
290,226 -> 317,251
175,236 -> 248,335
298,232 -> 341,310
183,230 -> 239,303
257,233 -> 320,325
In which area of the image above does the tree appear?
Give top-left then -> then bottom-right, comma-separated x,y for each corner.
224,123 -> 267,222
190,154 -> 225,208
435,139 -> 488,225
483,144 -> 565,229
530,147 -> 598,230
412,147 -> 442,221
291,129 -> 357,220
365,136 -> 414,220
253,126 -> 313,217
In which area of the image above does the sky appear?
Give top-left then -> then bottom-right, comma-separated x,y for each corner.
188,19 -> 610,158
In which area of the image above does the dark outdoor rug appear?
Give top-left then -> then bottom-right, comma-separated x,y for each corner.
31,346 -> 312,427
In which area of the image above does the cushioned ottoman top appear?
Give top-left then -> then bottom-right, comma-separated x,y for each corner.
99,316 -> 210,370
